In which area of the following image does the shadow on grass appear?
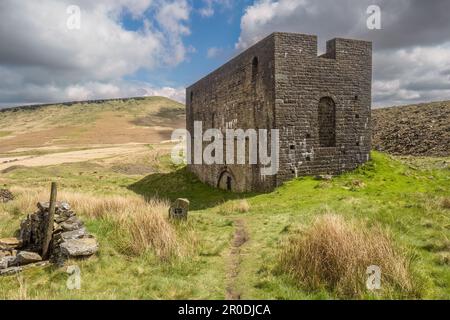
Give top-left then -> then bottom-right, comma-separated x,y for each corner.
128,167 -> 257,210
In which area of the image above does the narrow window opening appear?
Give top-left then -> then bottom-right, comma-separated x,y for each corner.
252,57 -> 259,82
318,97 -> 336,147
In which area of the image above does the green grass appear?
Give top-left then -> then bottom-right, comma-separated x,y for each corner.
0,151 -> 449,299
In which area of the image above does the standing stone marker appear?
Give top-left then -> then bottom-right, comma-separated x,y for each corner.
169,198 -> 189,220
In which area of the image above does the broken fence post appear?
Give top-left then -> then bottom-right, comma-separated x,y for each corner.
42,182 -> 57,259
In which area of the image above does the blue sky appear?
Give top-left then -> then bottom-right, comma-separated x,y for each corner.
1,0 -> 450,108
122,1 -> 250,89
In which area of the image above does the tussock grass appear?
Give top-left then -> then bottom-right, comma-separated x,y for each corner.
216,199 -> 250,215
279,214 -> 419,298
441,197 -> 450,210
6,187 -> 184,260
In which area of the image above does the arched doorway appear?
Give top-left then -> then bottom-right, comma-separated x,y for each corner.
318,97 -> 336,147
217,170 -> 234,191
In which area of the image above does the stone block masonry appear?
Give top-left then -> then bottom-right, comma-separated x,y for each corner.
186,32 -> 372,192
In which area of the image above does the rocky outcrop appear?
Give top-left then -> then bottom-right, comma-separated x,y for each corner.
372,101 -> 450,156
0,201 -> 98,274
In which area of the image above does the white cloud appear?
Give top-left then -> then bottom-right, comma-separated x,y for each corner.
0,0 -> 190,106
373,44 -> 450,106
199,7 -> 214,18
0,77 -> 186,107
144,85 -> 186,102
206,47 -> 223,59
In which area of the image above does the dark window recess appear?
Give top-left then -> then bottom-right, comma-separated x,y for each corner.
252,57 -> 258,82
318,97 -> 336,147
190,91 -> 194,102
354,95 -> 359,100
305,155 -> 311,161
226,176 -> 232,191
290,144 -> 295,150
355,114 -> 360,119
306,133 -> 311,139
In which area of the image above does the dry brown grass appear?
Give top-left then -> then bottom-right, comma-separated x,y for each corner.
0,97 -> 185,153
216,199 -> 251,215
279,214 -> 418,298
6,187 -> 182,259
413,194 -> 450,212
113,199 -> 181,258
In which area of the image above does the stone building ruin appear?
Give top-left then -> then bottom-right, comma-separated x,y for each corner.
186,32 -> 372,192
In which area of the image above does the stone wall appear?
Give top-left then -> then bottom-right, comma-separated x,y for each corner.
274,33 -> 372,184
186,32 -> 372,192
186,34 -> 277,192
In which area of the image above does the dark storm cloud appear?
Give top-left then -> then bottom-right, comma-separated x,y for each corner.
1,0 -> 450,107
237,0 -> 450,107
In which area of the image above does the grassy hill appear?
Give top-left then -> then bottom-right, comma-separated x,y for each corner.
0,97 -> 449,300
0,97 -> 185,175
0,96 -> 185,154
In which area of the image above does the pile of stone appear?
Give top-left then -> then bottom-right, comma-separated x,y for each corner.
1,201 -> 98,275
0,189 -> 14,203
372,101 -> 450,156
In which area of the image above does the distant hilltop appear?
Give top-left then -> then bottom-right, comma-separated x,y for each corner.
0,96 -> 172,113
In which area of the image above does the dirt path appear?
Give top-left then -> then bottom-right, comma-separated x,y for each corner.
0,144 -> 147,171
225,219 -> 249,300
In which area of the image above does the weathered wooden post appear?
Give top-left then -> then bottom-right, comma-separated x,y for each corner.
42,182 -> 57,259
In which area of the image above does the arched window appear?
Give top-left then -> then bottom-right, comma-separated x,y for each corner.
251,57 -> 258,82
318,97 -> 336,147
